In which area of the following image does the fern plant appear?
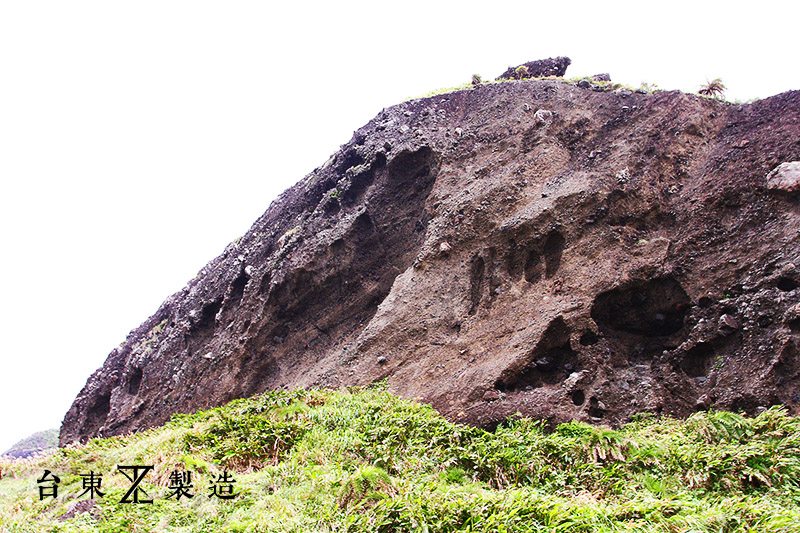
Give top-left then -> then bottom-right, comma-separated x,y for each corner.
337,465 -> 396,509
699,78 -> 726,98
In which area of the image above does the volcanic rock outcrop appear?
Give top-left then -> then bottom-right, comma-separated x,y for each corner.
61,75 -> 800,445
496,57 -> 572,80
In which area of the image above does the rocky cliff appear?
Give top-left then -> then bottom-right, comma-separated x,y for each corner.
60,75 -> 800,445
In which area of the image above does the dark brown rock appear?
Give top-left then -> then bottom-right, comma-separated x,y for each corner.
60,78 -> 800,445
483,390 -> 500,402
496,57 -> 571,80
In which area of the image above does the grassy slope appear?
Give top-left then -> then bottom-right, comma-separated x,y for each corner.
1,386 -> 799,532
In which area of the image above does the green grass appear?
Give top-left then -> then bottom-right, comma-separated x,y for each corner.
2,386 -> 799,532
406,81 -> 477,101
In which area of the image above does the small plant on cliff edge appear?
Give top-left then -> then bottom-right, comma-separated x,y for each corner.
699,78 -> 726,98
639,81 -> 658,92
471,73 -> 482,85
515,65 -> 530,80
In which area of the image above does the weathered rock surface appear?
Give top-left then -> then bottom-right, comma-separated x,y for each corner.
496,57 -> 571,80
767,161 -> 800,193
61,77 -> 800,445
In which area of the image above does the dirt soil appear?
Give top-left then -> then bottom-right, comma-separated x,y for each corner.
60,78 -> 800,444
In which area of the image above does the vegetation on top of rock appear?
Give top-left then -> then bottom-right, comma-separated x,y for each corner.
699,78 -> 727,98
514,65 -> 530,80
407,74 -> 684,103
408,69 -> 730,104
3,429 -> 58,459
3,387 -> 800,531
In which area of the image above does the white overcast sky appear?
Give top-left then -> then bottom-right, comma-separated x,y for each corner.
0,0 -> 797,452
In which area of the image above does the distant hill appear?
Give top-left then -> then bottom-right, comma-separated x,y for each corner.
3,429 -> 58,459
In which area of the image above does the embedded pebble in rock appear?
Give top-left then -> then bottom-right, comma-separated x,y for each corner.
534,109 -> 553,125
720,314 -> 739,331
767,161 -> 800,193
483,390 -> 500,402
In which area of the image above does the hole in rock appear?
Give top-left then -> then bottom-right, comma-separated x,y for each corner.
591,277 -> 690,337
229,270 -> 249,307
324,197 -> 341,215
343,170 -> 374,206
496,317 -> 578,391
679,342 -> 715,378
197,299 -> 222,331
730,395 -> 759,416
778,277 -> 799,292
543,231 -> 565,278
505,239 -> 523,280
588,397 -> 605,418
469,256 -> 486,316
524,249 -> 542,283
338,149 -> 364,174
772,343 -> 800,381
85,393 -> 111,433
187,298 -> 224,350
258,271 -> 272,295
579,331 -> 599,346
571,390 -> 586,406
342,153 -> 386,207
387,146 -> 434,185
127,368 -> 143,395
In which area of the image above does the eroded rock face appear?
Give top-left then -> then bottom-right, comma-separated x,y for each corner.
60,78 -> 800,445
